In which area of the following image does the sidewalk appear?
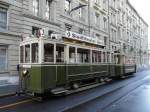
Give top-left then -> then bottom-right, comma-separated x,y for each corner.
0,75 -> 19,97
137,64 -> 150,72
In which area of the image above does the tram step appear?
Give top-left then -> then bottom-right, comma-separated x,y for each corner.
51,87 -> 68,95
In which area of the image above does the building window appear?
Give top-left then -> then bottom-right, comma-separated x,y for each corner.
79,28 -> 84,34
0,46 -> 7,72
65,24 -> 72,31
95,0 -> 100,5
32,26 -> 40,36
95,13 -> 99,26
103,17 -> 107,30
0,7 -> 7,31
65,0 -> 71,13
103,0 -> 107,10
79,4 -> 85,19
46,0 -> 52,20
33,0 -> 39,16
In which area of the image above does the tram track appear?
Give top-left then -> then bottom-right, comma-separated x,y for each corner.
64,73 -> 150,112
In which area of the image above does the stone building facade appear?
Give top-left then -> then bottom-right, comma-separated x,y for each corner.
0,0 -> 148,76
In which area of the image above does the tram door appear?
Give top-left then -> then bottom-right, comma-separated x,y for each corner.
55,44 -> 67,85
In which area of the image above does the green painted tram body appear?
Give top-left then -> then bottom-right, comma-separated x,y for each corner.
20,64 -> 136,95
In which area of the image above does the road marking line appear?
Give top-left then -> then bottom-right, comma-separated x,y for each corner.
0,99 -> 33,109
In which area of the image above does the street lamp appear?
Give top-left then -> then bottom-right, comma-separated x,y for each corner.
69,4 -> 87,14
68,1 -> 90,36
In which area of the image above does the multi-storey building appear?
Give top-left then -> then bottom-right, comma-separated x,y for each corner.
0,0 -> 148,76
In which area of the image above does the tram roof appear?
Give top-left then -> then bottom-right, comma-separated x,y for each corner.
20,36 -> 62,45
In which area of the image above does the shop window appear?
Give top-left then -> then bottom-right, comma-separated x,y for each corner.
25,44 -> 30,63
0,7 -> 7,31
0,46 -> 7,71
44,43 -> 54,62
69,47 -> 75,63
56,44 -> 64,63
77,48 -> 90,63
32,43 -> 38,63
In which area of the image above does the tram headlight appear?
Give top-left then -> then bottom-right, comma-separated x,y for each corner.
22,69 -> 29,76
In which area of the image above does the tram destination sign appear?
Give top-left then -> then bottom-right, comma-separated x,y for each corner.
65,31 -> 97,44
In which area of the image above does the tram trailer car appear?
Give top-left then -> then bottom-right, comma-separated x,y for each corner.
19,37 -> 136,96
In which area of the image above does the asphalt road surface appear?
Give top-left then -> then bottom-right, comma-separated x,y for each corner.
0,70 -> 150,112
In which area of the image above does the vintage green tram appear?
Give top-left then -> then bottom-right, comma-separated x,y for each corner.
19,33 -> 136,96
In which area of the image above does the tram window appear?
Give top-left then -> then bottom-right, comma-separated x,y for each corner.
32,43 -> 38,63
107,52 -> 110,63
25,45 -> 30,63
56,44 -> 64,63
77,48 -> 90,63
69,47 -> 75,63
103,52 -> 106,63
97,51 -> 102,63
20,46 -> 24,63
44,43 -> 54,62
92,51 -> 98,63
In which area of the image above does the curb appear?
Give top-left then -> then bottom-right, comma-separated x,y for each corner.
0,92 -> 16,98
